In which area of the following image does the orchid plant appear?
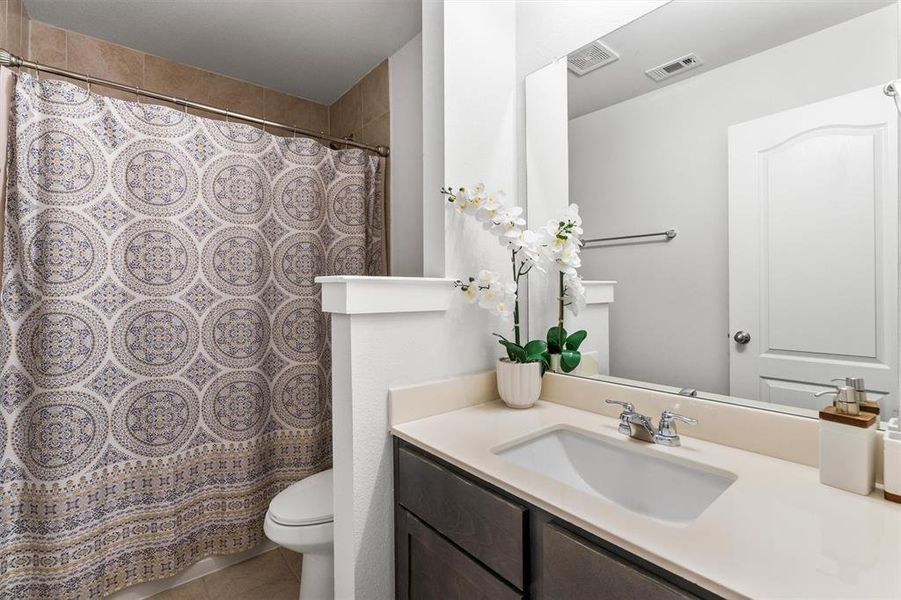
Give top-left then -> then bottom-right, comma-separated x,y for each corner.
442,184 -> 550,367
539,205 -> 588,372
442,184 -> 589,370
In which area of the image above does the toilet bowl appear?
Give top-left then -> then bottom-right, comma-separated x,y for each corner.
264,468 -> 334,600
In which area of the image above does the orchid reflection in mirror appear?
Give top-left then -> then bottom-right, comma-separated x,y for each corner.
539,205 -> 588,373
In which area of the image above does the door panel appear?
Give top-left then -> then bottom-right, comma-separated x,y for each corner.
396,509 -> 522,600
729,85 -> 898,415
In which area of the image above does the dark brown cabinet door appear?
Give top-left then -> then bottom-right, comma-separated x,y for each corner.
543,523 -> 696,600
396,509 -> 522,600
396,446 -> 526,589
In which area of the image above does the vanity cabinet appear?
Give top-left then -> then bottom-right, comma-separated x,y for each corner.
394,438 -> 718,600
542,523 -> 693,600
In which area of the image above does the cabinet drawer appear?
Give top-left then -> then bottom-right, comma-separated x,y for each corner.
397,446 -> 526,588
397,510 -> 522,600
543,523 -> 695,600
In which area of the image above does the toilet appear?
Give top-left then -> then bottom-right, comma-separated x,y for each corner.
264,469 -> 334,600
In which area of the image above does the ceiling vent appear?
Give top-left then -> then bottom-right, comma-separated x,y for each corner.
645,53 -> 703,82
567,40 -> 619,76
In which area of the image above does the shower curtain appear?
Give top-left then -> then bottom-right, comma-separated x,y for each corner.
0,70 -> 385,599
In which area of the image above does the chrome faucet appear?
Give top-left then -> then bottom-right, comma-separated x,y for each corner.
605,400 -> 698,447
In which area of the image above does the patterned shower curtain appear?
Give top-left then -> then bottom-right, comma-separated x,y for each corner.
0,72 -> 385,599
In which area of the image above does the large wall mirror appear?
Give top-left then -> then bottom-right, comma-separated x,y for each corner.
529,0 -> 901,422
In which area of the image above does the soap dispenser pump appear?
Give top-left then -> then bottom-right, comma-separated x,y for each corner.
816,384 -> 860,415
832,377 -> 880,416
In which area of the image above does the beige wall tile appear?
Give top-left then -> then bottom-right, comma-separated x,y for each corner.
361,59 -> 389,125
0,2 -> 9,51
329,82 -> 361,139
264,88 -> 328,134
7,0 -> 22,55
66,30 -> 143,100
28,21 -> 66,67
28,20 -> 329,138
144,54 -> 205,100
197,71 -> 265,119
361,111 -> 389,147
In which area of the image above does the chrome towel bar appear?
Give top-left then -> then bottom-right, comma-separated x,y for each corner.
583,229 -> 677,246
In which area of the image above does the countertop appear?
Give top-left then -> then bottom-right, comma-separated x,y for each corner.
391,400 -> 901,599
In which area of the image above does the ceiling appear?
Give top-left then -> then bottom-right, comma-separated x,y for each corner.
568,0 -> 896,118
24,0 -> 422,104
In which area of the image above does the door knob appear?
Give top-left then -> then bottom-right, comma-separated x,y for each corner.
733,330 -> 751,344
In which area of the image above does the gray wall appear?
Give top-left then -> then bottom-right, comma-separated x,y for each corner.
569,6 -> 898,394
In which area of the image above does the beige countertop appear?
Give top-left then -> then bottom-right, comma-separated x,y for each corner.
391,399 -> 901,599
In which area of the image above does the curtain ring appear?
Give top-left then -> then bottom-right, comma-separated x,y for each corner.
132,84 -> 140,104
182,98 -> 188,115
292,126 -> 297,139
86,74 -> 92,95
225,109 -> 230,124
34,61 -> 41,82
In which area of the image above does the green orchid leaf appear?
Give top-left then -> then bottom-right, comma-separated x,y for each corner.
546,326 -> 567,353
526,352 -> 550,369
565,330 -> 588,351
509,344 -> 528,363
497,337 -> 527,362
560,349 -> 582,372
523,339 -> 548,356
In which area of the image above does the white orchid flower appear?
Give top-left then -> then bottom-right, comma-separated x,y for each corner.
477,284 -> 503,309
477,270 -> 500,286
461,284 -> 479,303
563,272 -> 587,315
491,297 -> 515,319
563,203 -> 583,228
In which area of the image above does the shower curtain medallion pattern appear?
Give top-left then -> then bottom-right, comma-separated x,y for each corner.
0,73 -> 386,599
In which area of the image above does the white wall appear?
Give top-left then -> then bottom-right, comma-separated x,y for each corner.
329,3 -> 521,596
389,33 -> 424,277
569,6 -> 899,394
441,0 -> 519,362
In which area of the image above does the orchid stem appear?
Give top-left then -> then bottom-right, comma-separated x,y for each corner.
558,271 -> 565,350
511,252 -> 521,346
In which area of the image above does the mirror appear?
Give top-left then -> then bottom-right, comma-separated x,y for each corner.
532,0 -> 901,421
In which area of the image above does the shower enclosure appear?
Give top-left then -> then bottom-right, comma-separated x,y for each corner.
0,64 -> 385,599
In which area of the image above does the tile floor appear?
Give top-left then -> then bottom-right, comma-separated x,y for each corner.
150,548 -> 302,600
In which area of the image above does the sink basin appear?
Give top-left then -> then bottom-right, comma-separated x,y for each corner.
494,427 -> 736,525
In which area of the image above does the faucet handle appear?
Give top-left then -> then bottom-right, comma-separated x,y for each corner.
605,399 -> 634,412
657,410 -> 697,446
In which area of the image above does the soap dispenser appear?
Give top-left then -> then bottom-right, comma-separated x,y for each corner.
817,385 -> 877,495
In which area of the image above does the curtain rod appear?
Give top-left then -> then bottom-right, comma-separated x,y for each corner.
0,48 -> 390,157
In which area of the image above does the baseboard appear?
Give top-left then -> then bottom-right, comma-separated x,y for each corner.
106,541 -> 278,600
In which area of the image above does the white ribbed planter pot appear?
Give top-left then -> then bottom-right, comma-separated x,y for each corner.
496,358 -> 542,409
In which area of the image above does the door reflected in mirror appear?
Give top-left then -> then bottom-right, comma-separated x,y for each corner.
538,0 -> 900,421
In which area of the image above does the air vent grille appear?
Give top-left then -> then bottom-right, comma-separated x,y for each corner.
567,40 -> 619,77
645,53 -> 703,82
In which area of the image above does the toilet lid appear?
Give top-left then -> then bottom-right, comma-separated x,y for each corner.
269,468 -> 334,526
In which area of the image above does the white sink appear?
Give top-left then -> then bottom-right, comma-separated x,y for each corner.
494,426 -> 736,525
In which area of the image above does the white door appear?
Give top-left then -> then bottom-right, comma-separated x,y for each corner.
728,85 -> 898,415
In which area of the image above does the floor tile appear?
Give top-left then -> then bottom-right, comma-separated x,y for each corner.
201,550 -> 292,599
242,575 -> 300,600
149,578 -> 208,600
278,548 -> 303,582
